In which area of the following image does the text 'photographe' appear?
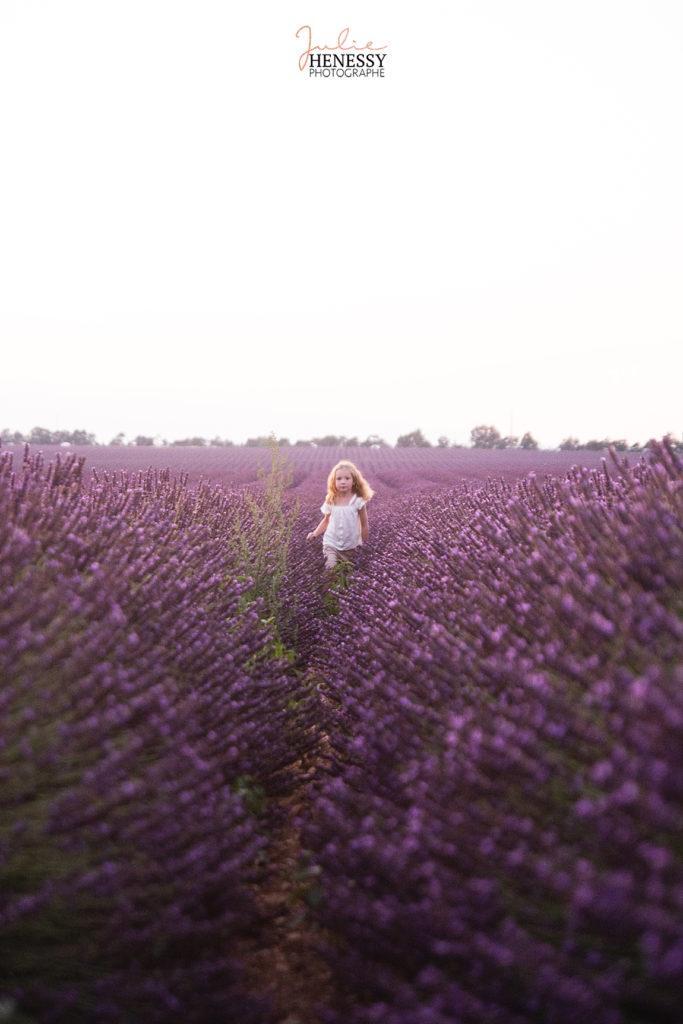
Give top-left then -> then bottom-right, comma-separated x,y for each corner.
296,25 -> 389,78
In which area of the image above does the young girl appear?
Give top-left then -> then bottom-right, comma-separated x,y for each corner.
306,460 -> 374,570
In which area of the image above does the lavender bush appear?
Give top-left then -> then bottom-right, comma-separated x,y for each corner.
0,445 -> 318,1022
300,441 -> 683,1024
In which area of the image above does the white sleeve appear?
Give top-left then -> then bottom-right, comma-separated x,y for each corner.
321,502 -> 332,514
355,496 -> 366,509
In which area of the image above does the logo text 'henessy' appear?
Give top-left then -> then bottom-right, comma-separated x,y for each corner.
296,25 -> 388,77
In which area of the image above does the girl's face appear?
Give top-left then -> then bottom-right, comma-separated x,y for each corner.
334,468 -> 354,494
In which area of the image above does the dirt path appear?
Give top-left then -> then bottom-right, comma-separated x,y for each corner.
239,669 -> 338,1024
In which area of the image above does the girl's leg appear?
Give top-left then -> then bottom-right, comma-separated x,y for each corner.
322,545 -> 338,570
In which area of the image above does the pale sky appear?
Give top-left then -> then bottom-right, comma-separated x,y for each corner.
0,1 -> 681,448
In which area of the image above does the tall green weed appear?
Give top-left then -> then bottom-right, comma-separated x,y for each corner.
231,436 -> 300,654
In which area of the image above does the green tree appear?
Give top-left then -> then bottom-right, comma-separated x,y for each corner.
1,428 -> 26,443
70,429 -> 96,445
311,435 -> 344,446
28,426 -> 54,445
470,425 -> 501,448
396,429 -> 431,447
360,434 -> 389,447
520,432 -> 538,449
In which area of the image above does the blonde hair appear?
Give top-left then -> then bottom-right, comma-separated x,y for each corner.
325,460 -> 375,505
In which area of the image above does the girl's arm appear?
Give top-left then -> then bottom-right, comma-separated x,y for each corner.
307,514 -> 330,541
359,506 -> 369,543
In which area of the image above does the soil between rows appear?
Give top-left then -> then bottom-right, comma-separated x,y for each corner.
238,669 -> 339,1024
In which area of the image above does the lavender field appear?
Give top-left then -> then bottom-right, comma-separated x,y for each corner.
0,442 -> 646,492
1,440 -> 681,1024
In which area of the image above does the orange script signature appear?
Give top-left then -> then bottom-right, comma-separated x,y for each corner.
295,25 -> 388,72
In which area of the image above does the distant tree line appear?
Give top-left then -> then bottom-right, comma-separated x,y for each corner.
0,426 -> 98,446
2,425 -> 680,452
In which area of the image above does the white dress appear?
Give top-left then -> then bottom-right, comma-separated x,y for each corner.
320,494 -> 366,551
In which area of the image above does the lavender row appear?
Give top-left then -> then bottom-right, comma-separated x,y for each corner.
1,440 -> 645,493
0,446 -> 318,1022
300,441 -> 683,1023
